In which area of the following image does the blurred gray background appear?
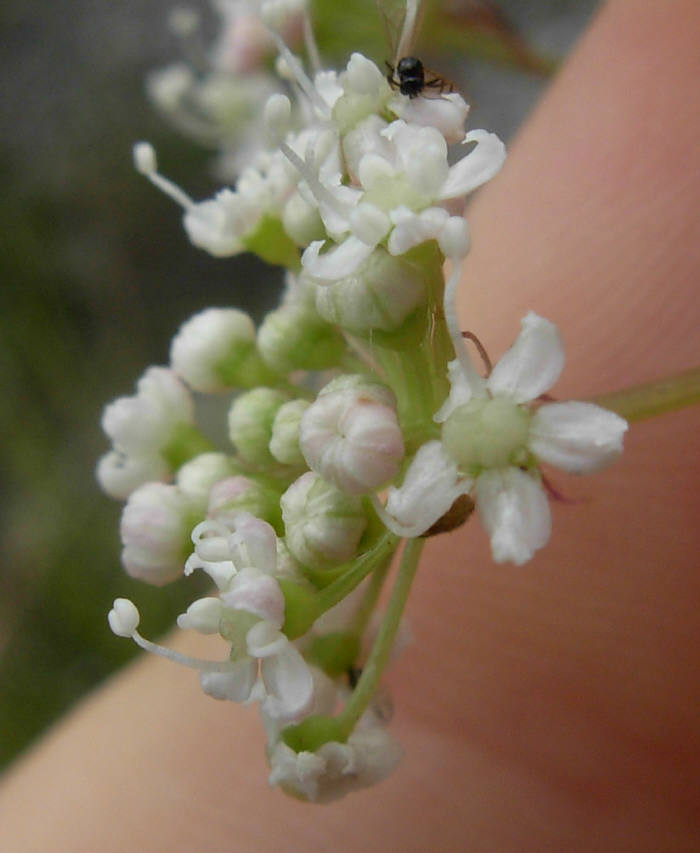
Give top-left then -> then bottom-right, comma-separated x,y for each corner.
0,0 -> 597,768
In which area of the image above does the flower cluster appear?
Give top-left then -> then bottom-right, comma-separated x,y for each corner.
101,0 -> 627,803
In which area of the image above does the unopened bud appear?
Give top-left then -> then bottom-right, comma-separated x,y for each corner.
299,377 -> 404,494
281,472 -> 367,570
120,482 -> 196,585
258,304 -> 344,373
170,308 -> 275,392
314,246 -> 426,336
228,388 -> 288,466
270,399 -> 311,466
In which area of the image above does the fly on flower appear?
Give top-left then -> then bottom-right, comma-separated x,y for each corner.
379,0 -> 455,99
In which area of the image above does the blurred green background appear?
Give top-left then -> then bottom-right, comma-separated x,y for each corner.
0,0 -> 597,769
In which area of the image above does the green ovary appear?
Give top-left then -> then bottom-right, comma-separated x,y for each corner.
441,397 -> 531,471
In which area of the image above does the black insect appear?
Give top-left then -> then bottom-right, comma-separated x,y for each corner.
386,56 -> 454,99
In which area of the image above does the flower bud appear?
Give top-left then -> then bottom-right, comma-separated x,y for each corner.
314,246 -> 426,336
208,475 -> 283,533
101,367 -> 193,457
281,472 -> 367,570
176,452 -> 240,509
228,388 -> 288,465
258,304 -> 344,373
96,450 -> 170,501
170,308 -> 276,392
300,376 -> 404,494
120,482 -> 197,585
270,399 -> 310,466
108,598 -> 140,637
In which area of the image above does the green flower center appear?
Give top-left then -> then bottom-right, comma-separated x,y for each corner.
441,396 -> 531,472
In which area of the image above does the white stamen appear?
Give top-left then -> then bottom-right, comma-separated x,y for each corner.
131,630 -> 235,673
278,140 -> 349,220
266,28 -> 329,116
132,142 -> 194,211
302,8 -> 322,74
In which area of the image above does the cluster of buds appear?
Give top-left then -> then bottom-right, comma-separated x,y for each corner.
101,0 -> 628,802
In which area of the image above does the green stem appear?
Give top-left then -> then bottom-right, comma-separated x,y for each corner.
590,367 -> 700,422
350,555 -> 392,636
316,531 -> 399,616
337,537 -> 424,738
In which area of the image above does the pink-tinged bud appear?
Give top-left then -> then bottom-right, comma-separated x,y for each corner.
119,482 -> 196,585
299,377 -> 404,494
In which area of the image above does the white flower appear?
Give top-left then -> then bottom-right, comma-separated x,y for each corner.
183,512 -> 314,720
299,376 -> 404,494
268,722 -> 402,802
375,313 -> 628,565
301,119 -> 505,281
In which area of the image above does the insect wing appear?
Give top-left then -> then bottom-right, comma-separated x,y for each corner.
376,0 -> 425,65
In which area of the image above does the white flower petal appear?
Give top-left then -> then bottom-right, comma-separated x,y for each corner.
389,91 -> 469,144
475,468 -> 551,565
260,643 -> 314,721
223,569 -> 285,626
387,206 -> 449,256
301,237 -> 376,282
529,402 -> 628,473
439,129 -> 506,201
246,620 -> 288,658
376,441 -> 472,537
434,357 -> 484,422
199,659 -> 257,703
228,513 -> 278,574
487,312 -> 565,403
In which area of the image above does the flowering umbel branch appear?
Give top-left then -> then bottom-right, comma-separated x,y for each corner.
100,0 -> 630,803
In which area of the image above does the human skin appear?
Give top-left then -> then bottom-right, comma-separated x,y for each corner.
1,1 -> 699,850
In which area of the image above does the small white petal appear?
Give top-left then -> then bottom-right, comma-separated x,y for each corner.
529,402 -> 628,473
439,129 -> 506,201
228,513 -> 278,575
176,597 -> 223,633
434,358 -> 483,422
475,468 -> 551,565
389,91 -> 469,144
260,643 -> 314,721
200,659 -> 257,703
302,237 -> 376,282
387,206 -> 449,256
487,312 -> 565,403
349,202 -> 390,246
246,620 -> 289,658
223,570 -> 285,626
378,440 -> 472,536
